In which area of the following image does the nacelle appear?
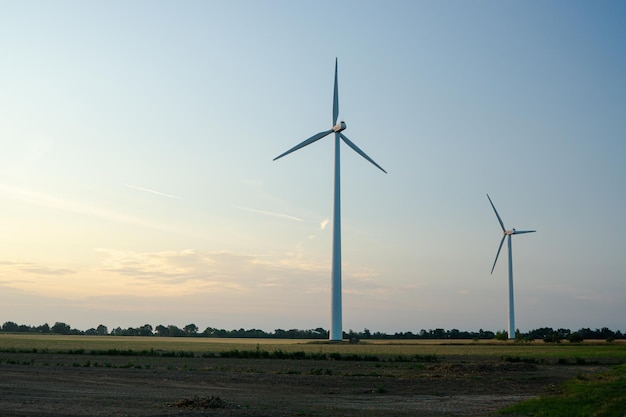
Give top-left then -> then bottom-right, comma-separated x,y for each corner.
332,121 -> 346,132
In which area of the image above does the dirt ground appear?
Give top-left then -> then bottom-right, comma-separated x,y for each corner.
0,351 -> 608,417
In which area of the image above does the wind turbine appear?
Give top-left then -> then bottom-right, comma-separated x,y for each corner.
487,194 -> 535,340
274,59 -> 387,341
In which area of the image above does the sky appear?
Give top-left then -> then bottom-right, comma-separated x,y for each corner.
1,1 -> 625,334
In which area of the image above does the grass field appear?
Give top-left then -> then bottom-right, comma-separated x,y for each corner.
500,364 -> 626,417
1,333 -> 625,360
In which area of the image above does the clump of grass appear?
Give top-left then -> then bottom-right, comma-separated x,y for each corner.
375,384 -> 387,394
501,355 -> 538,364
576,372 -> 589,381
280,369 -> 301,375
90,348 -> 140,356
409,363 -> 427,371
219,349 -> 260,359
159,350 -> 195,358
386,353 -> 439,363
271,350 -> 306,360
310,368 -> 333,375
329,352 -> 380,361
574,357 -> 599,365
412,354 -> 439,363
119,362 -> 135,369
349,371 -> 383,377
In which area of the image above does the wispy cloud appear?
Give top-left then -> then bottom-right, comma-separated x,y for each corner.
90,248 -> 331,297
124,184 -> 181,199
0,248 -> 393,329
234,205 -> 303,222
0,261 -> 76,293
0,184 -> 183,233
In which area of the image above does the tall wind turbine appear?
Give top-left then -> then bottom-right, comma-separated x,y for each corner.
274,59 -> 387,341
487,194 -> 535,340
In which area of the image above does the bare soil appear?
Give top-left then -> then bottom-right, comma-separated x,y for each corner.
0,351 -> 608,416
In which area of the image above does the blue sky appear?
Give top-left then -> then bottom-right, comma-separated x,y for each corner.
1,1 -> 624,334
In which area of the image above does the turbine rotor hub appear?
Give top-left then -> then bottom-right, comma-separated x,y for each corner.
332,121 -> 346,132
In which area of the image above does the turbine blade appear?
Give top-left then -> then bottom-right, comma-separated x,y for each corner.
273,129 -> 334,161
333,58 -> 339,126
513,230 -> 536,235
491,235 -> 506,274
339,133 -> 387,174
486,194 -> 506,232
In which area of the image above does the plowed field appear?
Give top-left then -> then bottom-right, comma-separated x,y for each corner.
0,350 -> 608,416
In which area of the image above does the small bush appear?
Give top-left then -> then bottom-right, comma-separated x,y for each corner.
543,333 -> 562,343
568,332 -> 584,343
494,331 -> 509,341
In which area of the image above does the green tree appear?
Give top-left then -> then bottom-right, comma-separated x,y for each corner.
168,325 -> 183,337
155,325 -> 168,336
51,322 -> 71,335
568,332 -> 584,343
543,332 -> 562,343
183,323 -> 198,336
36,323 -> 50,333
139,324 -> 153,336
2,321 -> 19,332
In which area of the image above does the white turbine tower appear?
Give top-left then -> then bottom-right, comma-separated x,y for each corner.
487,194 -> 536,340
274,59 -> 387,341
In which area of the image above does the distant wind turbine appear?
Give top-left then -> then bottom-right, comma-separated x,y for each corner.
487,194 -> 536,340
274,59 -> 387,341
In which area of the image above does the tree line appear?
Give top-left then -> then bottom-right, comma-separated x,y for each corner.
1,321 -> 623,342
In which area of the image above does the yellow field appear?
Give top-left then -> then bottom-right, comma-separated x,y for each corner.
1,334 -> 625,360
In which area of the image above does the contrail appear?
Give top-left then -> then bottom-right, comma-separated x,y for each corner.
124,184 -> 180,199
234,205 -> 303,222
0,184 -> 183,234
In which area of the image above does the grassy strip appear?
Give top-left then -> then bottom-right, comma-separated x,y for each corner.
0,346 -> 439,362
500,364 -> 626,417
216,348 -> 439,362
